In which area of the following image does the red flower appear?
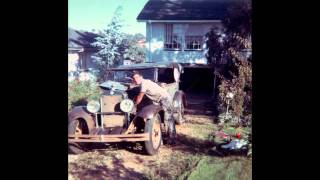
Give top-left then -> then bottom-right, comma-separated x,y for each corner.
236,133 -> 241,139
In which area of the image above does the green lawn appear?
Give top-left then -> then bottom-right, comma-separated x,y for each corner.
146,114 -> 252,180
186,156 -> 252,180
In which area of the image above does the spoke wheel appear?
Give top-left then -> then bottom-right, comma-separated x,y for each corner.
68,118 -> 89,154
144,114 -> 162,155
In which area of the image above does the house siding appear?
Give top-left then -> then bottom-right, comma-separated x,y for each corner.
68,52 -> 80,72
146,22 -> 222,64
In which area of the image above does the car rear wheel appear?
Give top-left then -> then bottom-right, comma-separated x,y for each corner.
174,101 -> 185,125
68,118 -> 89,154
144,114 -> 162,155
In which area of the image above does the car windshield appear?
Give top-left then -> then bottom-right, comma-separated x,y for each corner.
107,69 -> 155,83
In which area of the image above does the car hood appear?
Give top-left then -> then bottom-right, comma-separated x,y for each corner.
99,80 -> 128,91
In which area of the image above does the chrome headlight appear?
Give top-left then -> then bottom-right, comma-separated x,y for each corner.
120,99 -> 134,113
87,100 -> 100,113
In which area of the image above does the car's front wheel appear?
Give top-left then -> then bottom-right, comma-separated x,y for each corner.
144,114 -> 162,155
68,118 -> 89,154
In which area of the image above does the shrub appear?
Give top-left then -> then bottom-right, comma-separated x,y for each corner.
217,53 -> 252,123
68,79 -> 101,112
206,0 -> 252,125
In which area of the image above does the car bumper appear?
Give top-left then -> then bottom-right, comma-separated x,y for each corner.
68,133 -> 149,143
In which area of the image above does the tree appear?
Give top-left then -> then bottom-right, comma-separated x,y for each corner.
122,33 -> 146,64
206,0 -> 252,124
91,6 -> 125,81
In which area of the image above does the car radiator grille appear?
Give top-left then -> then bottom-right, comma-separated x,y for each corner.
100,95 -> 125,128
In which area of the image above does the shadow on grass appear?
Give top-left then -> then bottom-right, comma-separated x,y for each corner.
174,133 -> 248,157
185,104 -> 214,116
184,117 -> 216,126
69,142 -> 149,156
173,133 -> 216,155
69,151 -> 149,180
122,142 -> 149,155
184,93 -> 215,116
185,111 -> 214,116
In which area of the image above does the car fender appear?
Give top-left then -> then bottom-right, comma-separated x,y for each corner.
68,106 -> 95,131
173,90 -> 187,109
136,104 -> 163,120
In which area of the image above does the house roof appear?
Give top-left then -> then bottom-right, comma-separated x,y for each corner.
68,28 -> 100,50
137,0 -> 239,21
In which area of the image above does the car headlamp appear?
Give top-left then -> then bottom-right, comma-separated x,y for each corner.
86,100 -> 100,113
120,99 -> 134,113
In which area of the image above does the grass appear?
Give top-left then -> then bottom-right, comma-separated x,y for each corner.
145,151 -> 202,180
182,114 -> 218,141
144,114 -> 252,180
186,156 -> 252,180
184,122 -> 216,141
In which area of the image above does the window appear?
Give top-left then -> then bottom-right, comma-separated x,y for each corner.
184,24 -> 203,51
185,36 -> 202,50
78,53 -> 88,70
164,24 -> 182,50
163,24 -> 204,51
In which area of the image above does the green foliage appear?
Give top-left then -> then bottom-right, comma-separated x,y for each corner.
218,54 -> 252,119
206,0 -> 252,124
68,79 -> 101,111
122,33 -> 146,63
91,6 -> 125,81
91,7 -> 147,81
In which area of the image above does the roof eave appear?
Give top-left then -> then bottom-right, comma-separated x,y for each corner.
68,47 -> 84,52
137,19 -> 222,23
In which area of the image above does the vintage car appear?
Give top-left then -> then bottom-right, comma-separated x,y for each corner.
68,62 -> 187,155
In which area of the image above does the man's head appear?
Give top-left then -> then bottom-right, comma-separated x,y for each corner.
132,71 -> 143,85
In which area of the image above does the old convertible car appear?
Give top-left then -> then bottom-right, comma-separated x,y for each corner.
68,62 -> 187,155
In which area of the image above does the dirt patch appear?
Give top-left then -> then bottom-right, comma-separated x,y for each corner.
68,114 -> 215,180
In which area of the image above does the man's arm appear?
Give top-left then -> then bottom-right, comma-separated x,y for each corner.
135,92 -> 145,105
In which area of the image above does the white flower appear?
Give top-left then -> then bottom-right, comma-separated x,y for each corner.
226,92 -> 234,99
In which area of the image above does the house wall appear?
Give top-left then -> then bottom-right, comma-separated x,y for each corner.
68,50 -> 99,81
146,22 -> 222,64
68,52 -> 80,72
68,51 -> 98,71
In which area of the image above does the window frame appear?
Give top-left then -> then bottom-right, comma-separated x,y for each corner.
184,35 -> 203,51
163,24 -> 204,51
164,24 -> 182,51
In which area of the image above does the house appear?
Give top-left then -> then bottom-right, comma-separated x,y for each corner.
137,0 -> 237,65
136,0 -> 237,97
68,28 -> 100,72
68,45 -> 83,73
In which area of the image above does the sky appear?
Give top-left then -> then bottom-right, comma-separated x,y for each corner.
68,0 -> 149,36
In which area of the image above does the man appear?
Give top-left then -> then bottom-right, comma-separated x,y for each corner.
132,71 -> 176,144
